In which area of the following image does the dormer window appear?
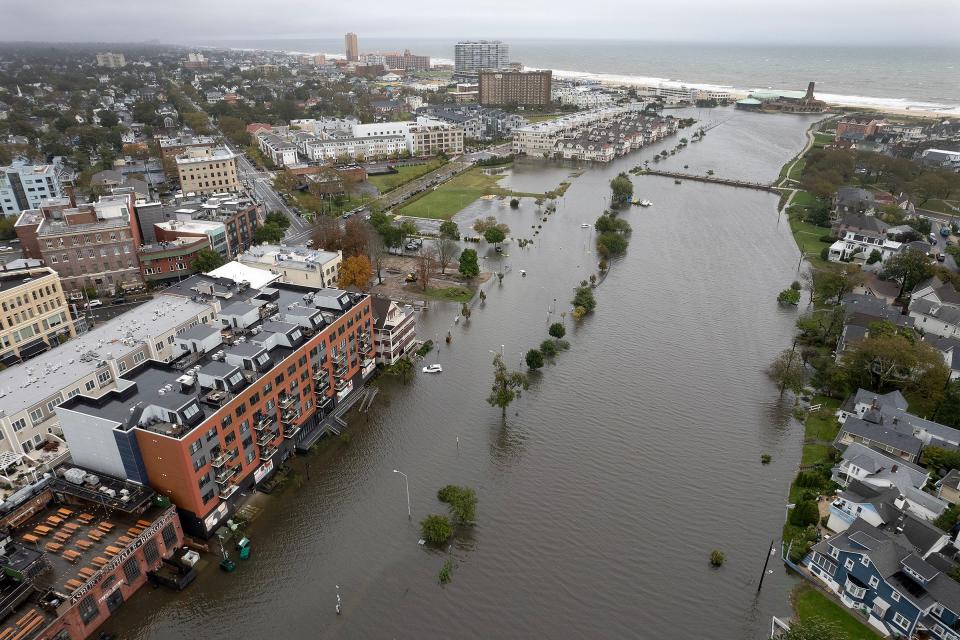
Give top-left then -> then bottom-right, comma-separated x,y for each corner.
227,371 -> 243,387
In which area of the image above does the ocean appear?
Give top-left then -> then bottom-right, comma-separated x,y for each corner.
192,37 -> 960,114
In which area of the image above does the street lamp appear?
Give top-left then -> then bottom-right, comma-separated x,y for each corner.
393,469 -> 410,519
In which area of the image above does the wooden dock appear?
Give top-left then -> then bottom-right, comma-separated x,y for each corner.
633,169 -> 781,194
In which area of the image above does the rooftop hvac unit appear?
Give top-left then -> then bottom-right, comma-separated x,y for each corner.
64,468 -> 86,485
83,474 -> 100,487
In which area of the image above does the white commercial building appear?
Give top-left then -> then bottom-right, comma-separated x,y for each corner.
455,41 -> 509,74
236,244 -> 343,288
0,294 -> 215,476
513,104 -> 646,157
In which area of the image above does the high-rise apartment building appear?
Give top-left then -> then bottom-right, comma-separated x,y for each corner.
479,70 -> 553,107
454,41 -> 509,75
1,158 -> 66,216
345,33 -> 359,62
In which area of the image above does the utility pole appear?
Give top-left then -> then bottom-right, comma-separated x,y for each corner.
757,539 -> 775,593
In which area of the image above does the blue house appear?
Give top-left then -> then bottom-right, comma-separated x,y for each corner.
807,516 -> 960,638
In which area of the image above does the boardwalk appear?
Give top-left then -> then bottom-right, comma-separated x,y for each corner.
633,169 -> 781,194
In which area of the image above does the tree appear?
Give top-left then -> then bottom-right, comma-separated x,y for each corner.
548,322 -> 566,342
767,347 -> 806,395
486,353 -> 529,419
97,110 -> 119,128
0,217 -> 15,241
369,232 -> 387,285
387,356 -> 414,384
780,619 -> 843,640
540,340 -> 558,357
472,216 -> 508,236
399,220 -> 419,245
867,249 -> 882,265
789,500 -> 820,527
416,247 -> 436,291
420,514 -> 453,545
312,215 -> 344,251
509,198 -> 520,209
192,248 -> 226,273
458,248 -> 480,279
338,255 -> 372,290
183,111 -> 211,134
571,285 -> 596,313
840,334 -> 948,404
610,172 -> 634,207
254,223 -> 284,244
777,288 -> 801,305
483,227 -> 506,246
439,220 -> 460,240
435,237 -> 460,275
881,247 -> 934,299
341,217 -> 370,258
596,232 -> 628,258
525,349 -> 544,370
812,264 -> 864,306
437,485 -> 477,524
264,211 -> 291,230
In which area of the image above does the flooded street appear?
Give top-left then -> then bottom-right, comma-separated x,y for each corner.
106,107 -> 823,639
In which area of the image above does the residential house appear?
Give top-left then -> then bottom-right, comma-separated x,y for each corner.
806,516 -> 960,638
371,296 -> 416,365
937,469 -> 960,505
826,479 -> 906,532
834,187 -> 877,216
911,277 -> 960,338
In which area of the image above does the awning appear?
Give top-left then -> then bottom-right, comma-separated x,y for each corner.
18,337 -> 50,359
872,597 -> 890,615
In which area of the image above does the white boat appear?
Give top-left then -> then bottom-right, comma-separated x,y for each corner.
422,364 -> 443,374
639,200 -> 653,207
581,223 -> 590,228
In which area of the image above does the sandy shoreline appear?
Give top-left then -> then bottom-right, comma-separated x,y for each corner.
208,45 -> 960,119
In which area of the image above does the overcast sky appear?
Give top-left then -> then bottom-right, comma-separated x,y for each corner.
1,0 -> 959,46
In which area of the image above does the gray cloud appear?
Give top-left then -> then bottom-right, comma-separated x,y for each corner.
1,0 -> 958,45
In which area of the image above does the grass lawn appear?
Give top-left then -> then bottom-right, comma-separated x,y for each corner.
920,199 -> 960,215
793,585 -> 883,639
788,212 -> 833,262
801,444 -> 832,467
813,131 -> 836,149
791,190 -> 819,208
420,286 -> 473,303
368,160 -> 445,193
805,397 -> 841,441
397,167 -> 546,220
524,113 -> 564,123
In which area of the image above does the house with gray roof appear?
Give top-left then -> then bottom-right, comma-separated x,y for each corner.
806,516 -> 960,638
835,413 -> 924,463
833,442 -> 929,494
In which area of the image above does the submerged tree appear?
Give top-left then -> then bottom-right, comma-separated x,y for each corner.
486,353 -> 529,419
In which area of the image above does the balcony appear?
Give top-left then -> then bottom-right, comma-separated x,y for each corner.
830,501 -> 859,525
278,395 -> 297,410
219,483 -> 239,500
282,408 -> 301,424
215,465 -> 237,485
283,424 -> 301,439
254,415 -> 274,432
210,452 -> 230,468
316,394 -> 333,409
312,368 -> 330,384
256,429 -> 278,446
335,378 -> 350,392
258,444 -> 278,461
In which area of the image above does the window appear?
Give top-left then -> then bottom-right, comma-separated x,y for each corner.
183,404 -> 200,419
85,380 -> 96,392
933,604 -> 944,617
202,489 -> 215,504
189,439 -> 202,454
134,351 -> 145,363
892,612 -> 910,631
221,415 -> 233,429
29,408 -> 43,424
844,559 -> 854,571
46,395 -> 62,413
860,556 -> 870,567
198,471 -> 211,487
224,431 -> 236,445
11,418 -> 26,432
245,449 -> 255,464
122,557 -> 142,582
118,361 -> 127,373
161,523 -> 177,548
143,539 -> 160,566
868,576 -> 879,588
205,427 -> 217,442
192,455 -> 207,471
249,392 -> 260,405
78,596 -> 100,624
97,371 -> 112,385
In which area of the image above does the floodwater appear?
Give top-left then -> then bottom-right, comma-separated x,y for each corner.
105,106 -> 823,639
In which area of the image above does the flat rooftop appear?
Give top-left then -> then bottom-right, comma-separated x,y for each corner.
0,268 -> 57,295
62,276 -> 369,439
0,295 -> 213,417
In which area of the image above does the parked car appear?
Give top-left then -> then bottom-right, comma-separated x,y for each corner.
404,272 -> 418,283
86,300 -> 103,308
0,246 -> 11,251
112,297 -> 126,305
938,253 -> 947,262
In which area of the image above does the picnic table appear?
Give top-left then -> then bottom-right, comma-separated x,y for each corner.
20,534 -> 39,544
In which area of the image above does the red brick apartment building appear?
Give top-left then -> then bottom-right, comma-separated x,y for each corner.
56,274 -> 376,537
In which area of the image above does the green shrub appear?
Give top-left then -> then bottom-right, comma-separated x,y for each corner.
420,514 -> 453,545
437,485 -> 477,524
789,500 -> 820,527
709,550 -> 725,567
